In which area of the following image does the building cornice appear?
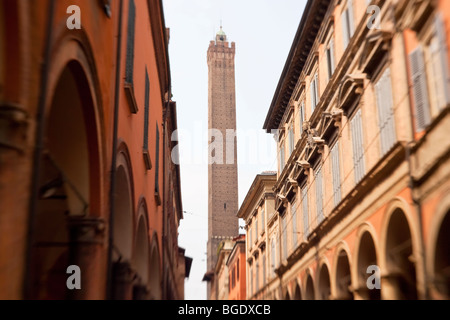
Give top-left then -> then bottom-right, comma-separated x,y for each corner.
263,0 -> 331,132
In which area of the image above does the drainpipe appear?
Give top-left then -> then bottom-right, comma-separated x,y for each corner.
24,0 -> 56,299
161,86 -> 171,299
406,141 -> 429,300
106,0 -> 124,300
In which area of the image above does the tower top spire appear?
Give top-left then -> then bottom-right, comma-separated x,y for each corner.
216,25 -> 227,42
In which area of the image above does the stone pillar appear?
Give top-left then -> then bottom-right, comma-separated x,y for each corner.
381,273 -> 404,300
67,216 -> 106,300
111,261 -> 134,300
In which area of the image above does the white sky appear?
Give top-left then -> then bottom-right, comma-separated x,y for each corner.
163,0 -> 307,300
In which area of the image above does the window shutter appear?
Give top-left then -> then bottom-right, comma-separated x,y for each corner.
348,0 -> 355,37
302,187 -> 309,241
299,102 -> 305,133
155,125 -> 160,193
262,254 -> 266,286
315,73 -> 319,106
256,262 -> 259,292
249,266 -> 253,296
434,14 -> 450,105
144,69 -> 150,151
329,38 -> 336,76
125,0 -> 136,84
261,208 -> 265,232
311,78 -> 316,112
249,223 -> 252,248
271,240 -> 276,276
342,10 -> 350,48
315,167 -> 324,225
289,126 -> 295,156
410,47 -> 431,131
292,201 -> 297,249
376,68 -> 396,156
331,142 -> 341,206
351,109 -> 365,184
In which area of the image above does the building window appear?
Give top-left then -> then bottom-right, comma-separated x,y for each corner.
326,36 -> 336,80
249,265 -> 253,297
279,142 -> 286,173
125,0 -> 136,85
299,102 -> 306,133
282,215 -> 287,261
288,122 -> 295,157
237,259 -> 240,281
291,200 -> 298,250
248,222 -> 252,250
315,166 -> 324,225
261,207 -> 265,233
331,141 -> 341,207
155,124 -> 160,194
427,15 -> 450,111
410,46 -> 431,132
301,184 -> 309,241
271,239 -> 276,277
255,261 -> 259,293
310,73 -> 319,112
232,267 -> 236,289
342,0 -> 355,49
254,216 -> 258,243
414,13 -> 450,129
375,68 -> 396,156
351,109 -> 365,184
144,70 -> 150,149
262,253 -> 266,286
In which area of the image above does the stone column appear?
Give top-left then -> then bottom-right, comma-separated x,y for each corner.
67,216 -> 106,300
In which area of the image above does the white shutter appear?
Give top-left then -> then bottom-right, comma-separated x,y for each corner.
261,208 -> 265,232
302,187 -> 309,241
315,167 -> 324,224
410,47 -> 431,131
331,142 -> 341,206
299,102 -> 305,133
311,78 -> 316,112
289,126 -> 295,156
330,38 -> 336,74
342,9 -> 350,48
376,68 -> 396,156
351,109 -> 365,184
315,73 -> 319,106
348,0 -> 355,37
434,14 -> 450,106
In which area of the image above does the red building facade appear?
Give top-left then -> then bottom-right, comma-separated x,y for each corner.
0,0 -> 189,300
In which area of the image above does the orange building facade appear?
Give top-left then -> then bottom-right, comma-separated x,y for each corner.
0,0 -> 189,300
249,0 -> 450,300
226,235 -> 246,300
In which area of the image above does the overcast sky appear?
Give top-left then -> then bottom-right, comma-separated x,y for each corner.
163,0 -> 307,300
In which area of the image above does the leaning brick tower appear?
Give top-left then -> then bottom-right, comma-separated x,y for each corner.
206,26 -> 239,298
